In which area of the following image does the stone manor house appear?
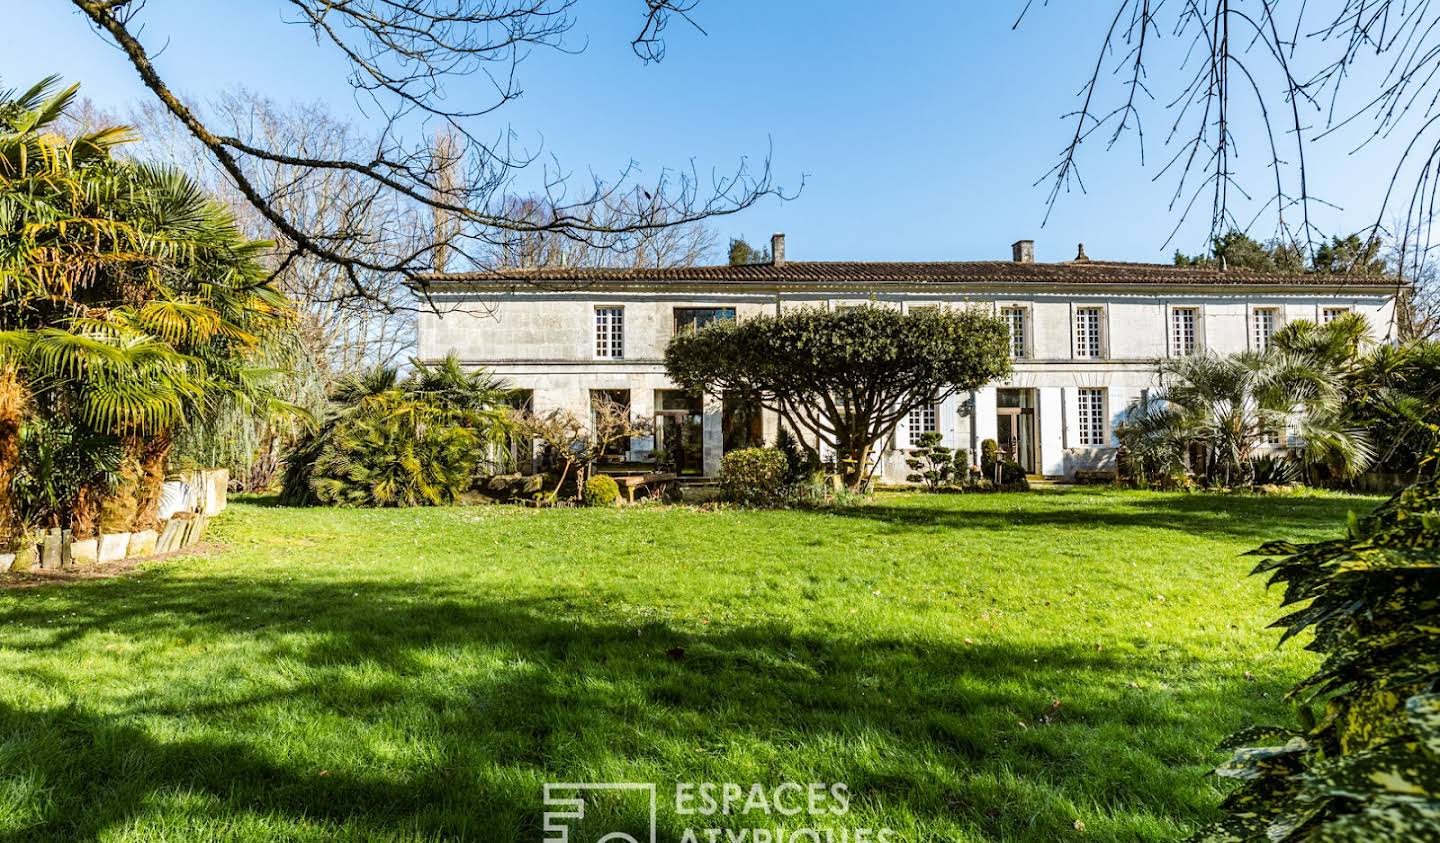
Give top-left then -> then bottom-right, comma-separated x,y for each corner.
417,235 -> 1399,483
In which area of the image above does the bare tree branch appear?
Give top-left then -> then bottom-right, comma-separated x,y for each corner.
69,0 -> 791,316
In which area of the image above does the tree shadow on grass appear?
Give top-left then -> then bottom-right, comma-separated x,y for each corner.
0,570 -> 1292,842
840,490 -> 1379,542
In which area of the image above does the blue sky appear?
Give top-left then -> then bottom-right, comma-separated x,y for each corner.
3,2 -> 1397,264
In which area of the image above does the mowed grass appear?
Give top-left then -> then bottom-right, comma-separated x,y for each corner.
0,488 -> 1382,842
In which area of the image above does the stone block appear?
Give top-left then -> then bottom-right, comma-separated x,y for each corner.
156,518 -> 186,553
41,528 -> 63,570
70,538 -> 98,566
0,553 -> 13,573
127,529 -> 159,558
11,541 -> 36,573
98,532 -> 130,563
60,529 -> 73,567
182,515 -> 209,547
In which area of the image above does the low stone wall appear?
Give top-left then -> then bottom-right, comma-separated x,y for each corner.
0,467 -> 230,574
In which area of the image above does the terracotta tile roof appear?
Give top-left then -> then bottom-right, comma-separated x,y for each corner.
418,260 -> 1398,288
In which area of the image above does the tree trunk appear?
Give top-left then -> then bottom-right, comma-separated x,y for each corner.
0,364 -> 24,545
839,439 -> 871,492
71,485 -> 100,540
131,431 -> 173,532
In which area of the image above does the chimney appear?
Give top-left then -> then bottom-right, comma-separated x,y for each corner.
1011,239 -> 1035,264
771,232 -> 786,266
1074,242 -> 1090,262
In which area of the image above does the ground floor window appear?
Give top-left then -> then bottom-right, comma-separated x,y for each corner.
505,389 -> 535,473
1077,388 -> 1107,446
654,389 -> 704,475
907,401 -> 938,447
722,390 -> 765,453
590,389 -> 632,460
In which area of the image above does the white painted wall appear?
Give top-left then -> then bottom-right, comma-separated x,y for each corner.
418,285 -> 1397,481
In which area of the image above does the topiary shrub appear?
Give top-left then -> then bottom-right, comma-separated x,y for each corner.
980,438 -> 1000,479
1193,477 -> 1440,841
719,447 -> 789,506
582,474 -> 620,507
905,431 -> 954,491
953,448 -> 972,485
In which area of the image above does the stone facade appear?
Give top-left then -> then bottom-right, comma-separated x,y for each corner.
417,243 -> 1398,482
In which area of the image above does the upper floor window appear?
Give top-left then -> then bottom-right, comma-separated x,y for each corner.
1074,307 -> 1103,358
908,401 -> 938,447
1076,388 -> 1107,446
1002,307 -> 1027,359
673,307 -> 736,334
1171,307 -> 1198,356
1253,308 -> 1278,351
1321,306 -> 1350,324
595,306 -> 624,358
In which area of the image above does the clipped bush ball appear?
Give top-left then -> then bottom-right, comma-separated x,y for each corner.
583,474 -> 621,507
719,447 -> 789,506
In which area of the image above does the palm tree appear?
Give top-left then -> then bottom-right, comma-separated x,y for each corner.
1118,341 -> 1374,487
280,355 -> 512,507
1,77 -> 293,540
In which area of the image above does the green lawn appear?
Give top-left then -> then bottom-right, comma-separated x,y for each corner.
0,488 -> 1381,842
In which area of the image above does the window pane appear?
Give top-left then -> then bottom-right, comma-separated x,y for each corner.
1075,308 -> 1102,358
1171,307 -> 1197,356
1002,308 -> 1026,358
596,307 -> 624,358
908,401 -> 938,447
674,307 -> 736,333
1253,308 -> 1276,351
1077,388 -> 1106,446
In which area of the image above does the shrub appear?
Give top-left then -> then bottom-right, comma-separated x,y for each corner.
953,448 -> 972,484
582,474 -> 620,507
980,439 -> 1000,479
905,431 -> 955,491
773,427 -> 816,485
719,447 -> 789,506
1248,453 -> 1299,486
281,357 -> 511,507
1194,477 -> 1440,841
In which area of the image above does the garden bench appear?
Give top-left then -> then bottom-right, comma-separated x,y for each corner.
609,472 -> 678,503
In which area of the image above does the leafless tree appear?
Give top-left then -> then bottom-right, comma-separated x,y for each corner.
508,397 -> 651,501
68,0 -> 785,315
488,196 -> 718,268
1021,1 -> 1440,298
115,93 -> 419,376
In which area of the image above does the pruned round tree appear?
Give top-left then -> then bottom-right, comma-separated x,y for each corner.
665,306 -> 1011,490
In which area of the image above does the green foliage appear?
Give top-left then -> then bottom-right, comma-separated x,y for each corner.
718,447 -> 789,506
905,431 -> 955,491
1173,229 -> 1387,276
0,77 -> 293,538
1118,335 -> 1375,488
667,305 -> 1010,489
1195,478 -> 1440,841
1175,230 -> 1308,273
954,447 -> 972,484
980,439 -> 1000,477
1350,340 -> 1440,476
582,474 -> 620,507
1248,454 -> 1299,486
1312,233 -> 1388,275
773,427 -> 814,485
10,417 -> 123,530
727,237 -> 770,266
280,356 -> 511,508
